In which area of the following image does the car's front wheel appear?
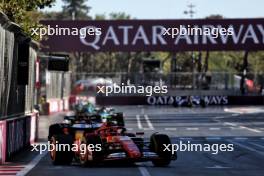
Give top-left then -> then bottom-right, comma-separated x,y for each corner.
150,133 -> 173,167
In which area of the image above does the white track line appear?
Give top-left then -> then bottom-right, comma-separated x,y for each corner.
206,137 -> 221,140
143,128 -> 154,131
136,115 -> 143,129
144,115 -> 154,130
206,165 -> 231,169
227,140 -> 264,157
186,127 -> 199,131
234,137 -> 248,140
223,122 -> 261,133
165,128 -> 177,131
249,142 -> 264,149
209,128 -> 220,130
138,166 -> 151,176
16,150 -> 48,176
239,126 -> 262,133
224,122 -> 237,127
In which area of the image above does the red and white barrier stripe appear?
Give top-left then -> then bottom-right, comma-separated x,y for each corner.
0,165 -> 25,176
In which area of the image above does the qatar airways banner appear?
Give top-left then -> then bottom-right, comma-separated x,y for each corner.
40,19 -> 264,52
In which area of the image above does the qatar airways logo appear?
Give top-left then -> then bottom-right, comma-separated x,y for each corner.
80,24 -> 264,50
80,25 -> 166,50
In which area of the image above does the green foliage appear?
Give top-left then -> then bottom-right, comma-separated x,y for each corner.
41,0 -> 91,20
109,12 -> 131,20
95,12 -> 131,20
0,0 -> 55,41
248,51 -> 264,73
62,0 -> 91,20
207,51 -> 264,74
94,14 -> 107,20
40,11 -> 65,20
70,12 -> 138,74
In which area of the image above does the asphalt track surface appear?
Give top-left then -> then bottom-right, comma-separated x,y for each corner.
21,106 -> 264,176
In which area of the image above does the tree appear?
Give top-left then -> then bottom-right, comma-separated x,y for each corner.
206,14 -> 224,19
0,0 -> 55,40
109,12 -> 131,20
41,11 -> 65,20
62,0 -> 91,20
72,12 -> 135,75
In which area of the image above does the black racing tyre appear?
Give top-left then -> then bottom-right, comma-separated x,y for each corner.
48,123 -> 69,140
48,124 -> 62,140
50,134 -> 73,165
150,134 -> 172,167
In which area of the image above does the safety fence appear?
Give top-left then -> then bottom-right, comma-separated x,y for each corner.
72,72 -> 264,95
0,23 -> 15,117
0,11 -> 38,163
0,24 -> 38,118
0,113 -> 38,162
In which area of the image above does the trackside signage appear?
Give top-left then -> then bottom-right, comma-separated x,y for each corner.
96,96 -> 264,106
147,96 -> 229,105
40,19 -> 264,52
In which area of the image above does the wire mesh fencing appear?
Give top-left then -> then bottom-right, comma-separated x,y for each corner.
70,72 -> 264,95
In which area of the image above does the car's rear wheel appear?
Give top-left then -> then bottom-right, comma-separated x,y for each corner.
50,134 -> 73,165
150,134 -> 172,167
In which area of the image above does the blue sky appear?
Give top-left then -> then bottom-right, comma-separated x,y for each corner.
44,0 -> 264,19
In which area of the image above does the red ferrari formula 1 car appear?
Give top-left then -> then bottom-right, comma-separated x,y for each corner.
48,115 -> 177,167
